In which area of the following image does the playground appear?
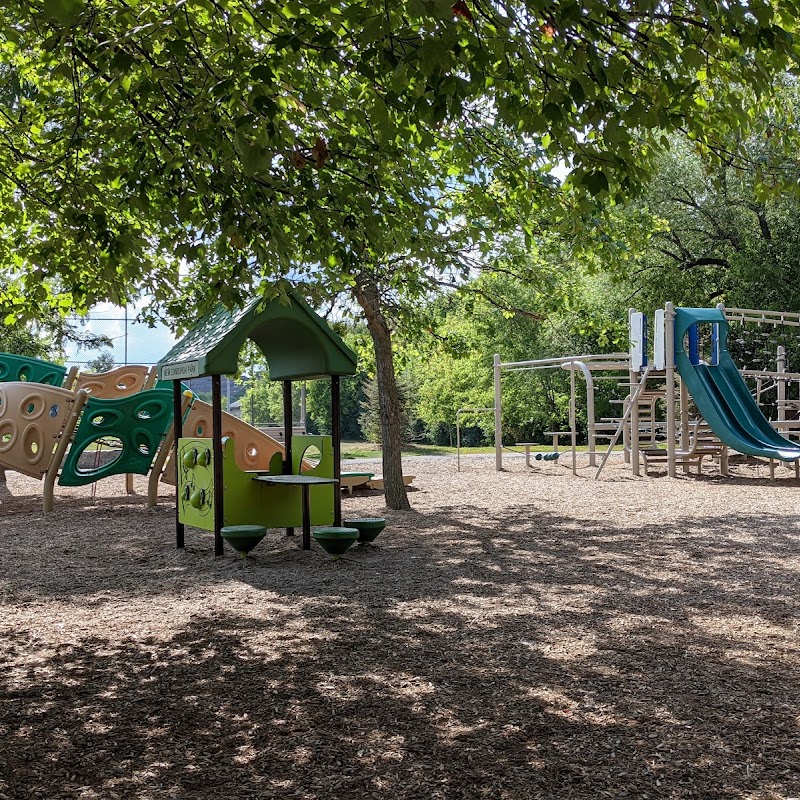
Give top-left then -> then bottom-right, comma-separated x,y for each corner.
2,453 -> 800,799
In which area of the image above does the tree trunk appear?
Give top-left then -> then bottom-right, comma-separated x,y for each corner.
354,281 -> 411,511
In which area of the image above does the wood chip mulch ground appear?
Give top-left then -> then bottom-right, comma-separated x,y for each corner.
1,453 -> 800,799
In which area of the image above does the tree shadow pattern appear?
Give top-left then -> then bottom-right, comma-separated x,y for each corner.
1,490 -> 800,798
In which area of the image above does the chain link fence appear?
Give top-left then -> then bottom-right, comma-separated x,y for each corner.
64,311 -> 167,370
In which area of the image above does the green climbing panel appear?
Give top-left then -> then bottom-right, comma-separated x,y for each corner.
0,353 -> 67,387
58,388 -> 174,487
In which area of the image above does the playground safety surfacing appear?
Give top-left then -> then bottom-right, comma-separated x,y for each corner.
2,455 -> 800,799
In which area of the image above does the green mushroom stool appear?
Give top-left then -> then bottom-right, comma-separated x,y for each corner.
221,525 -> 268,558
312,527 -> 359,560
343,517 -> 387,545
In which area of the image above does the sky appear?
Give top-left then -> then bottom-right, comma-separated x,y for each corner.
62,300 -> 177,368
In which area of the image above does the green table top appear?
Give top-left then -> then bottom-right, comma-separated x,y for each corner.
252,474 -> 338,486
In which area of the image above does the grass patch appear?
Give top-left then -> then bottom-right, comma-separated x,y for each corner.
342,442 -> 496,459
340,442 -> 622,459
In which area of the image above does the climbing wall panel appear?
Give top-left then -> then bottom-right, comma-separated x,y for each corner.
72,365 -> 154,398
58,388 -> 174,487
0,382 -> 77,478
177,437 -> 216,531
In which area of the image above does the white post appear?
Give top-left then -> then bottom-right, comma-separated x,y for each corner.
778,345 -> 787,427
494,354 -> 503,471
629,308 -> 640,476
665,302 -> 677,478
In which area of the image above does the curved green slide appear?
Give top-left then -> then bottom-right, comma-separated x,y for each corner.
675,308 -> 800,461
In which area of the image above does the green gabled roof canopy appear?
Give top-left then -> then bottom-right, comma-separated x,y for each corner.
158,292 -> 357,381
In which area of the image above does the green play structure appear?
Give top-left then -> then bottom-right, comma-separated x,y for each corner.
157,291 -> 358,557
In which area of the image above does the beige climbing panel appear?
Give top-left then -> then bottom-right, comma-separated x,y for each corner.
0,382 -> 77,478
160,399 -> 287,484
72,365 -> 155,398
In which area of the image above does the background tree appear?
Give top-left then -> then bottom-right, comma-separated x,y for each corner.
86,351 -> 116,374
609,80 -> 800,313
409,266 -> 630,446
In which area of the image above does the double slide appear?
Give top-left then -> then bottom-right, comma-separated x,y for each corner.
675,308 -> 800,461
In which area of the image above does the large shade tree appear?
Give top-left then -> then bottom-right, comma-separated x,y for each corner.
1,0 -> 799,507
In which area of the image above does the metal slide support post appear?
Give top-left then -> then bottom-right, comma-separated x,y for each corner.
211,375 -> 224,556
665,302 -> 677,478
173,380 -> 185,549
331,376 -> 342,527
283,380 -> 294,537
494,354 -> 503,471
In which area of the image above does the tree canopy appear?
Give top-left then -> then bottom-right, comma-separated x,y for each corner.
2,0 -> 799,319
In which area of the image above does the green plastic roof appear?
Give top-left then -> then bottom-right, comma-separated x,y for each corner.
158,292 -> 357,381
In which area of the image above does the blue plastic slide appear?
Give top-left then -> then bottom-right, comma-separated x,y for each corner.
674,308 -> 800,461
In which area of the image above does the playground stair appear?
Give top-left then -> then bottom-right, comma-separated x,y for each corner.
639,420 -> 729,476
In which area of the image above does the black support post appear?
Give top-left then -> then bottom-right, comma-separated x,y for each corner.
331,375 -> 342,526
283,379 -> 294,537
211,375 -> 224,557
173,380 -> 185,549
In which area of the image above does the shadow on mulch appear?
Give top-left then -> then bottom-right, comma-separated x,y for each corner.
2,489 -> 800,798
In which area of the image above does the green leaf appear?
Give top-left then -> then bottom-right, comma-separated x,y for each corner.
582,170 -> 609,196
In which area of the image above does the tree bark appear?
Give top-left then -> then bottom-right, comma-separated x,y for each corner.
354,280 -> 411,511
